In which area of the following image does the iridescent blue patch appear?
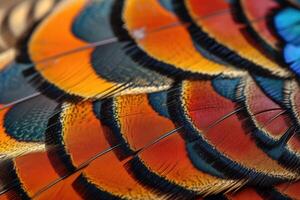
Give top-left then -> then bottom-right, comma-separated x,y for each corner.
159,0 -> 174,12
274,7 -> 300,76
4,95 -> 58,142
0,63 -> 36,104
253,75 -> 285,104
212,77 -> 241,101
72,0 -> 113,42
274,7 -> 300,45
148,91 -> 170,118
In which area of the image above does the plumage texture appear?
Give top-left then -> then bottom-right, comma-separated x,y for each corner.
0,0 -> 300,199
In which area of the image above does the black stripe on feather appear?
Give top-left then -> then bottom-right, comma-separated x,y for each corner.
110,0 -> 214,80
234,79 -> 300,174
230,0 -> 284,63
167,82 -> 291,186
172,0 -> 281,77
0,160 -> 31,200
72,174 -> 122,200
100,97 -> 197,199
45,106 -> 77,176
256,187 -> 292,200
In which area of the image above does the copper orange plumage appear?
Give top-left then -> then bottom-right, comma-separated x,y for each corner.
0,0 -> 300,199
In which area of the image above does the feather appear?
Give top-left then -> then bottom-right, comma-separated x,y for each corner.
29,0 -> 173,99
0,0 -> 59,53
0,0 -> 300,199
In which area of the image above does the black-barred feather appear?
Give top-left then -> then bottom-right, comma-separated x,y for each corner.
0,0 -> 300,200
